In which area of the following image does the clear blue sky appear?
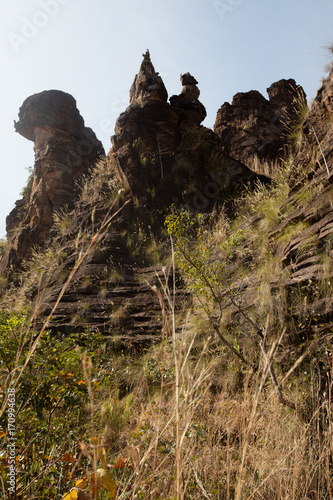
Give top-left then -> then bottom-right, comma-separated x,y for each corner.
1,0 -> 333,237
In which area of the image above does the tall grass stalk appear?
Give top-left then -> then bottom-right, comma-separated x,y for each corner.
235,332 -> 283,500
1,193 -> 129,401
310,123 -> 330,176
171,236 -> 181,500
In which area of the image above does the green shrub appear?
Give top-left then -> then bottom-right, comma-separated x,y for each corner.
0,312 -> 110,498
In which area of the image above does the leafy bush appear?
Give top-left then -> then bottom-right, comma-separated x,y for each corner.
0,312 -> 110,498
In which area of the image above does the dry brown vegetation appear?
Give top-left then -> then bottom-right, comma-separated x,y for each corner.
0,148 -> 332,500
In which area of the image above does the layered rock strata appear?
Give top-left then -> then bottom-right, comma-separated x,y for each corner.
273,67 -> 333,318
0,52 -> 270,337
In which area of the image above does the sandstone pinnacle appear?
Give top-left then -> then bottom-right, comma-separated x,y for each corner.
129,49 -> 168,105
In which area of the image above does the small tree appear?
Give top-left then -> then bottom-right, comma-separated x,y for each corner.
165,206 -> 295,409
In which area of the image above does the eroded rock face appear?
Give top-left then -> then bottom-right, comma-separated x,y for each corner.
169,72 -> 207,125
214,79 -> 306,174
109,53 -> 179,201
268,67 -> 333,318
1,52 -> 271,337
1,90 -> 104,271
129,49 -> 168,105
108,52 -> 266,211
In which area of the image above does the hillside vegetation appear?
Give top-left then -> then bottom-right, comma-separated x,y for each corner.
0,56 -> 333,499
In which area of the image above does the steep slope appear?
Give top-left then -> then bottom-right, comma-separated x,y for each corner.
0,52 -> 269,339
1,54 -> 333,500
214,78 -> 306,175
273,67 -> 333,318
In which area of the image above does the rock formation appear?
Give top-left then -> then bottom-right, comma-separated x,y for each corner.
270,66 -> 333,318
210,67 -> 333,323
169,72 -> 207,125
3,51 -> 331,340
214,79 -> 306,173
0,51 -> 270,337
1,90 -> 104,271
108,50 -> 266,212
3,51 -> 333,500
108,50 -> 179,201
289,67 -> 333,188
129,49 -> 168,105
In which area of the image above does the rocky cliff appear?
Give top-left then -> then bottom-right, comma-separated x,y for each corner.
0,51 -> 269,337
275,67 -> 333,318
214,78 -> 306,174
213,68 -> 333,328
0,52 -> 332,342
108,50 -> 265,213
1,90 -> 104,273
2,52 -> 333,500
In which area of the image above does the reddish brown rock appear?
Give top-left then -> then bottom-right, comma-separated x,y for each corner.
129,49 -> 168,105
169,72 -> 207,125
214,79 -> 306,174
265,67 -> 333,318
1,90 -> 104,271
289,67 -> 333,189
108,51 -> 267,211
109,51 -> 179,201
0,52 -> 270,338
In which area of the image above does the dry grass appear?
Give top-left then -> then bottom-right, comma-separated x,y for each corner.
76,226 -> 332,499
1,141 -> 333,498
247,155 -> 284,179
65,154 -> 333,499
89,325 -> 333,499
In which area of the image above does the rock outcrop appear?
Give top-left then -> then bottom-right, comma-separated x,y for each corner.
289,67 -> 333,188
169,72 -> 207,125
214,79 -> 306,174
194,70 -> 333,327
269,67 -> 333,318
29,52 -> 266,337
108,51 -> 267,213
1,90 -> 104,272
0,51 -> 271,338
129,49 -> 168,105
108,50 -> 179,202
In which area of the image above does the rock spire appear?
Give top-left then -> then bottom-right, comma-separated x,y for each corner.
169,72 -> 207,125
129,49 -> 168,105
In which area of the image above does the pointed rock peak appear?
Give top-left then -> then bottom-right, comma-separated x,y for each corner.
143,49 -> 151,60
267,79 -> 306,109
129,50 -> 168,105
181,72 -> 198,86
140,49 -> 155,74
